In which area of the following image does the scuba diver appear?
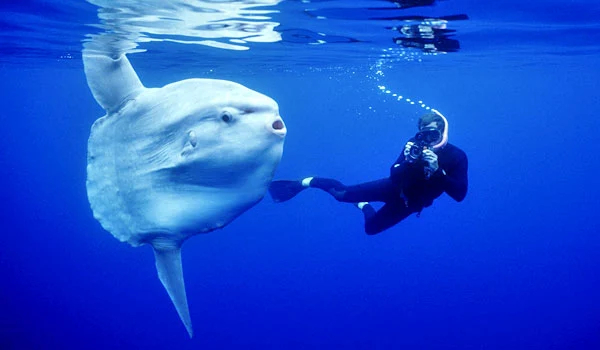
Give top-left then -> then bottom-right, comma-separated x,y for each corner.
389,16 -> 468,53
388,0 -> 437,9
268,111 -> 468,235
395,34 -> 460,53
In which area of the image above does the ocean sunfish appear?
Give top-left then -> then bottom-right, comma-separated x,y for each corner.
83,52 -> 286,337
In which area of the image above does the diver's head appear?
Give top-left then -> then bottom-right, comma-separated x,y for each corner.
418,112 -> 444,132
417,111 -> 448,150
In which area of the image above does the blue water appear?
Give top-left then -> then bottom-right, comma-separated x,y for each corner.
1,1 -> 600,349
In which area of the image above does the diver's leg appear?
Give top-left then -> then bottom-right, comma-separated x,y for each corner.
308,177 -> 396,203
305,177 -> 349,200
363,202 -> 414,235
342,178 -> 398,203
358,202 -> 376,222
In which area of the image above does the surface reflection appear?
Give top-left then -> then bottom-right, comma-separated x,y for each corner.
289,1 -> 468,57
386,0 -> 436,10
80,0 -> 469,68
387,15 -> 468,53
84,0 -> 283,54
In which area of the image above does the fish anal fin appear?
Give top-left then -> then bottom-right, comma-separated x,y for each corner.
152,240 -> 193,338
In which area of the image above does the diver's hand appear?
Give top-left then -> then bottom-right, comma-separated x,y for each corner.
422,149 -> 439,174
403,141 -> 415,159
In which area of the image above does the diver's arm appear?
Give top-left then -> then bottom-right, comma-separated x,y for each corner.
389,140 -> 414,183
390,159 -> 408,184
441,152 -> 468,202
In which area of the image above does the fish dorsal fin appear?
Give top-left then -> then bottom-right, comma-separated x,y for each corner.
83,53 -> 144,112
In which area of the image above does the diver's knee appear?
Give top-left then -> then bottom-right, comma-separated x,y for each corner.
329,188 -> 347,201
364,222 -> 383,235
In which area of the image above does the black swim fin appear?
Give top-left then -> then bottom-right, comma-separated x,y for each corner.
269,180 -> 306,203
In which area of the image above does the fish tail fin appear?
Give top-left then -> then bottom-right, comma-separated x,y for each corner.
268,180 -> 306,203
152,242 -> 193,338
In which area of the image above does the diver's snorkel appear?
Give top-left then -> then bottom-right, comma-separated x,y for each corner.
430,109 -> 448,150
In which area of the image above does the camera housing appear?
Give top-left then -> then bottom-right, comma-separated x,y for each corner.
406,127 -> 441,162
407,142 -> 425,162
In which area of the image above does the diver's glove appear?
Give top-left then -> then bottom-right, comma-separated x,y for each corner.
403,141 -> 415,159
422,149 -> 439,178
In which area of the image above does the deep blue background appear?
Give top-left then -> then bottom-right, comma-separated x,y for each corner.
2,5 -> 600,350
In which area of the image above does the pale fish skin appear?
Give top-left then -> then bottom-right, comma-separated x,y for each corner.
83,52 -> 286,338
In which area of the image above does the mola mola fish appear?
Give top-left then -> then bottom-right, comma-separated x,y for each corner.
82,52 -> 286,337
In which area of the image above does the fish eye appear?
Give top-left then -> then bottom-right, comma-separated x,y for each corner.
221,112 -> 233,123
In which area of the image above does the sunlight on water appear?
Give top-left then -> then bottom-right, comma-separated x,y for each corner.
84,0 -> 283,55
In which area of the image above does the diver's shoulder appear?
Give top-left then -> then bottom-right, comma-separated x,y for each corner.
444,143 -> 467,159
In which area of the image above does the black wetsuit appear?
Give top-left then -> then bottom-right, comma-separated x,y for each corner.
310,143 -> 468,235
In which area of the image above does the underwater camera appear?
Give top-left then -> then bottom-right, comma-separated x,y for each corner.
407,127 -> 442,162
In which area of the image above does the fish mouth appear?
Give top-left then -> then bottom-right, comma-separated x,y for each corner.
272,119 -> 284,130
270,118 -> 286,137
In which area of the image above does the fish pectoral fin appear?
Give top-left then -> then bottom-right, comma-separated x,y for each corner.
152,242 -> 193,338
